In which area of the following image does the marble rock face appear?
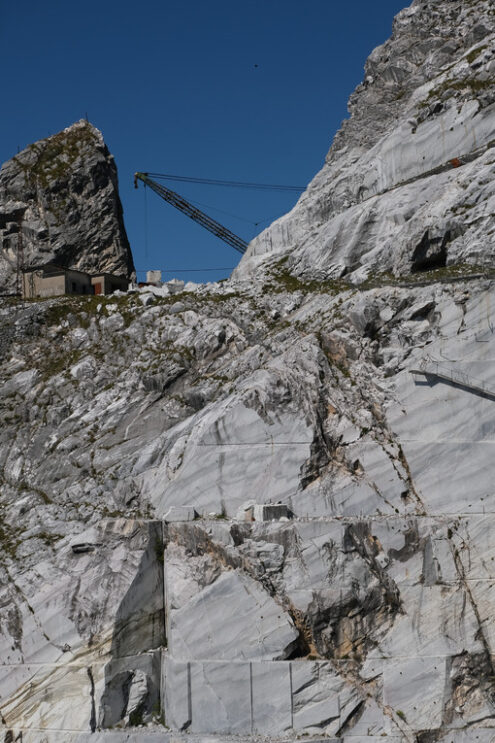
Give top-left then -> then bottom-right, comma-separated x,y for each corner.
236,0 -> 495,284
0,120 -> 134,293
2,0 -> 495,741
0,520 -> 164,735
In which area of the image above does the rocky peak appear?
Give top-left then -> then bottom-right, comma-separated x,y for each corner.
329,0 -> 495,162
237,0 -> 495,283
0,120 -> 134,293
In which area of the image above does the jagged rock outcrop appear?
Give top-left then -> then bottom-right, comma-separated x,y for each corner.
237,0 -> 495,282
0,120 -> 134,293
1,1 -> 495,742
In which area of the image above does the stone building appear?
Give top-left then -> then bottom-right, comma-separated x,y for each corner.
22,263 -> 128,298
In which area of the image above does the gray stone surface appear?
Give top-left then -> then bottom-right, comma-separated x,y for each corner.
251,662 -> 292,733
190,661 -> 252,734
383,656 -> 447,731
163,505 -> 196,522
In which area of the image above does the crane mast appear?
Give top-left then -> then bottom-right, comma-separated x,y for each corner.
134,172 -> 248,255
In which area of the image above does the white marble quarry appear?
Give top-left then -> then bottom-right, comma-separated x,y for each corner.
2,1 -> 495,741
5,735 -> 171,743
161,514 -> 495,735
0,661 -> 102,733
0,650 -> 161,734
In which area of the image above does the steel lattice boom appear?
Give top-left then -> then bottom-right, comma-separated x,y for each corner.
134,172 -> 248,255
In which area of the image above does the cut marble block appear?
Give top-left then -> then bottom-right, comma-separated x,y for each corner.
252,503 -> 291,521
190,661 -> 252,734
167,569 -> 298,660
251,661 -> 292,733
291,661 -> 344,733
401,441 -> 495,515
162,656 -> 364,736
161,655 -> 190,731
0,519 -> 165,671
145,394 -> 314,517
383,656 -> 447,731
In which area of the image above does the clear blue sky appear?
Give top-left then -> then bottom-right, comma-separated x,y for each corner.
1,0 -> 406,284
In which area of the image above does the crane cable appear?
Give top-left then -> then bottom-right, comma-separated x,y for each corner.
185,195 -> 279,229
143,184 -> 149,259
137,171 -> 304,256
145,172 -> 305,193
142,181 -> 282,233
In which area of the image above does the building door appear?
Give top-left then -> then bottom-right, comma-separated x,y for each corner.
94,282 -> 102,295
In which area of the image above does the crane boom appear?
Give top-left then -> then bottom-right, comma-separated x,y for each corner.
134,172 -> 248,255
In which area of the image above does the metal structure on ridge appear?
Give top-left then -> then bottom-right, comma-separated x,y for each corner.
134,172 -> 249,255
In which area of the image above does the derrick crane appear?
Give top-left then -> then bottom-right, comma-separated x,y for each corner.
134,172 -> 248,255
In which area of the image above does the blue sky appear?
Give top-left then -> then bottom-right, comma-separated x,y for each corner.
1,0 -> 407,284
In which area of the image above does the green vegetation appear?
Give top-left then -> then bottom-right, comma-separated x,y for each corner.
12,122 -> 98,191
37,531 -> 62,548
40,294 -> 117,325
421,75 -> 492,108
38,347 -> 83,381
466,45 -> 488,65
399,262 -> 491,283
358,264 -> 493,290
264,256 -> 348,295
11,122 -> 99,220
17,481 -> 52,504
0,519 -> 20,560
128,707 -> 144,726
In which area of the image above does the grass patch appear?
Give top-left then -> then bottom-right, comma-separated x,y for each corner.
358,264 -> 492,289
13,122 -> 98,191
398,263 -> 491,283
264,256 -> 348,295
420,75 -> 492,109
38,531 -> 62,548
466,45 -> 488,64
38,348 -> 83,380
0,519 -> 21,560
